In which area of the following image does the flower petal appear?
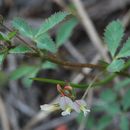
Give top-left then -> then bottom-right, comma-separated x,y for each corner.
61,111 -> 70,116
61,107 -> 71,116
59,96 -> 73,110
83,109 -> 90,117
73,100 -> 90,116
40,104 -> 59,112
73,102 -> 80,113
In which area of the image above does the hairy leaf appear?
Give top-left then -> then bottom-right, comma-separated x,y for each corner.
104,20 -> 124,57
107,59 -> 125,72
36,12 -> 69,37
56,17 -> 78,47
117,38 -> 130,58
9,44 -> 31,53
35,34 -> 57,53
42,61 -> 57,69
12,18 -> 33,38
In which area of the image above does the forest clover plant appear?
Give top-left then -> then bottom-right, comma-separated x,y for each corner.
0,11 -> 130,119
40,84 -> 90,116
104,20 -> 130,72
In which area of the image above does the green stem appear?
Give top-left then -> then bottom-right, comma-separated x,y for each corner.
2,23 -> 106,70
44,54 -> 104,69
31,74 -> 116,89
32,77 -> 88,88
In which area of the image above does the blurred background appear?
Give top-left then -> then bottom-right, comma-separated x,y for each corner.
0,0 -> 130,130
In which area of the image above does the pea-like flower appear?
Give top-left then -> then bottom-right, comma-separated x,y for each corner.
40,96 -> 74,116
59,96 -> 74,116
40,93 -> 90,117
40,104 -> 60,112
73,100 -> 90,116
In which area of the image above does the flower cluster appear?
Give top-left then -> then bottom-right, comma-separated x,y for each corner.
40,84 -> 90,117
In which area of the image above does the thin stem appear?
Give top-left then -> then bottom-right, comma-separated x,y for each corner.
2,23 -> 104,70
44,54 -> 104,69
31,74 -> 116,89
2,23 -> 130,75
82,72 -> 103,99
32,77 -> 89,88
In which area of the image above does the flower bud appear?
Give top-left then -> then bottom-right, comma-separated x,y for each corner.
64,85 -> 73,91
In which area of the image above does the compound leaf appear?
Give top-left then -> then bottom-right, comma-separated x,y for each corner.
56,17 -> 78,47
104,20 -> 124,57
35,34 -> 57,53
107,59 -> 125,72
117,38 -> 130,58
9,44 -> 31,54
12,18 -> 33,38
36,12 -> 69,37
42,61 -> 57,69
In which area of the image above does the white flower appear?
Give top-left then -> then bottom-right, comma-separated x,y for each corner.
59,96 -> 74,116
40,96 -> 90,117
40,96 -> 74,116
73,100 -> 90,116
40,104 -> 60,112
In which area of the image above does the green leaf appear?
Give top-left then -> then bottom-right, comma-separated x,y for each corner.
97,115 -> 112,130
117,38 -> 130,58
95,102 -> 120,115
104,20 -> 124,57
9,44 -> 31,54
122,88 -> 130,110
120,115 -> 129,130
100,88 -> 117,103
114,78 -> 130,91
22,68 -> 39,87
42,61 -> 57,69
0,32 -> 14,42
35,12 -> 69,37
86,115 -> 95,129
0,53 -> 5,64
0,33 -> 5,40
106,103 -> 121,115
10,65 -> 36,80
35,34 -> 57,53
12,18 -> 33,38
7,31 -> 17,40
56,17 -> 78,47
107,59 -> 125,72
